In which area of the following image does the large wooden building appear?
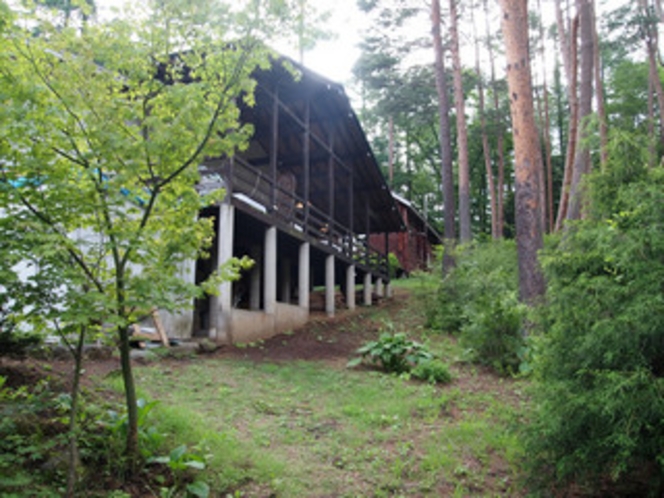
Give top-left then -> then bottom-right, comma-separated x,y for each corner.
160,57 -> 406,343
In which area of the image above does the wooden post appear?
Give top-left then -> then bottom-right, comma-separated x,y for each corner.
150,308 -> 170,347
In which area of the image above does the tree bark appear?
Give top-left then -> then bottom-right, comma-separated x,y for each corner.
555,15 -> 579,230
648,73 -> 657,167
431,0 -> 457,272
499,0 -> 546,304
65,325 -> 86,497
119,322 -> 139,471
566,0 -> 594,222
641,0 -> 664,148
472,1 -> 498,239
450,0 -> 471,243
485,0 -> 505,238
536,0 -> 554,232
591,1 -> 608,168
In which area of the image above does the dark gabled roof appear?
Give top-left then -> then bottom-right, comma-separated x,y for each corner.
238,56 -> 405,235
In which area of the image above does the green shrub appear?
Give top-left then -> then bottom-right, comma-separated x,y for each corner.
422,241 -> 523,375
460,291 -> 526,375
348,322 -> 433,374
525,158 -> 664,494
387,252 -> 402,279
410,359 -> 453,384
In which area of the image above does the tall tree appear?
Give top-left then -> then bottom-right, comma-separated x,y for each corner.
431,0 -> 457,271
534,0 -> 554,232
484,0 -> 507,238
554,11 -> 579,229
450,0 -> 471,242
639,0 -> 664,147
0,0 -> 302,468
590,1 -> 608,168
471,0 -> 499,239
499,0 -> 546,303
566,0 -> 595,221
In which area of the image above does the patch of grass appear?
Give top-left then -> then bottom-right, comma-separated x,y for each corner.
89,290 -> 530,496
129,340 -> 527,496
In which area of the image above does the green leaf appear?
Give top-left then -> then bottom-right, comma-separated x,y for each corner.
186,481 -> 210,498
346,357 -> 363,368
169,444 -> 187,462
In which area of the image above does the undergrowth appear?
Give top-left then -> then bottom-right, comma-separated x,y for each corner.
417,241 -> 525,375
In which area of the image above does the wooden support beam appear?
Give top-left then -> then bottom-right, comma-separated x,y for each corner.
257,86 -> 353,174
270,87 -> 279,211
303,98 -> 310,226
327,133 -> 335,228
348,171 -> 354,258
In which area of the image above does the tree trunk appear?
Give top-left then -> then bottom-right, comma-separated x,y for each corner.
119,322 -> 139,471
485,0 -> 505,238
472,2 -> 498,239
499,0 -> 546,304
641,0 -> 664,148
566,0 -> 594,222
555,0 -> 573,94
450,0 -> 471,243
648,74 -> 657,167
555,15 -> 579,230
65,325 -> 86,497
536,0 -> 554,232
592,1 -> 608,168
431,0 -> 456,272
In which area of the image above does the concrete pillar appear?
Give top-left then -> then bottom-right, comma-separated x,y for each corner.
346,265 -> 356,310
363,272 -> 372,306
264,226 -> 277,315
212,203 -> 234,341
249,244 -> 261,311
386,282 -> 393,298
298,242 -> 310,310
280,258 -> 292,304
325,254 -> 335,317
376,277 -> 384,298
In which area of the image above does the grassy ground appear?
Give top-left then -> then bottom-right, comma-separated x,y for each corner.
130,282 -> 530,497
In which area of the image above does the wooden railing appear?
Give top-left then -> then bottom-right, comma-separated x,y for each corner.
220,157 -> 389,279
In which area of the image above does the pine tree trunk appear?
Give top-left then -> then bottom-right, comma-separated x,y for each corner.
472,2 -> 498,239
536,0 -> 554,232
450,0 -> 472,243
485,0 -> 506,238
592,1 -> 608,168
566,0 -> 594,222
648,75 -> 657,167
641,0 -> 664,148
431,0 -> 457,272
555,15 -> 579,230
499,0 -> 546,304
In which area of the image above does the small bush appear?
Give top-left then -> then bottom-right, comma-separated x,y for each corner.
411,359 -> 453,384
422,241 -> 523,375
348,323 -> 432,374
460,291 -> 526,375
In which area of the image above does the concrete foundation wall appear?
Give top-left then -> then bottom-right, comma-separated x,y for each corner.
228,303 -> 308,343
